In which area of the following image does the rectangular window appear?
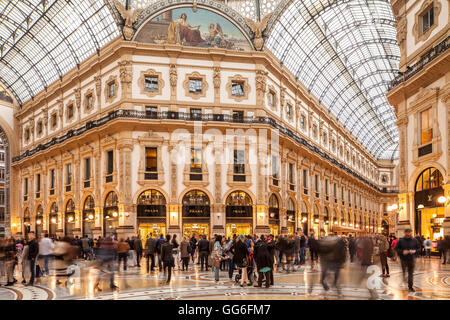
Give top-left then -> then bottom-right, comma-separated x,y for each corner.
190,148 -> 202,173
233,150 -> 245,174
24,177 -> 28,195
108,82 -> 115,97
314,175 -> 319,192
233,110 -> 244,123
68,105 -> 74,119
0,190 -> 4,205
348,190 -> 351,203
84,158 -> 91,181
36,174 -> 41,192
421,6 -> 434,34
334,183 -> 337,197
190,108 -> 202,120
268,92 -> 274,106
50,169 -> 55,189
271,156 -> 278,179
286,104 -> 292,118
66,164 -> 72,185
106,150 -> 114,175
0,169 -> 4,180
86,95 -> 93,109
145,147 -> 157,172
0,153 -> 4,162
52,114 -> 57,127
37,122 -> 42,134
300,115 -> 306,129
145,76 -> 159,91
189,79 -> 203,93
303,169 -> 307,188
231,81 -> 245,96
145,106 -> 158,118
325,179 -> 329,195
288,163 -> 294,184
341,187 -> 344,200
420,108 -> 433,145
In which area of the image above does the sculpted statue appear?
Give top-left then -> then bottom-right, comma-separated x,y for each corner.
114,0 -> 143,40
245,13 -> 272,51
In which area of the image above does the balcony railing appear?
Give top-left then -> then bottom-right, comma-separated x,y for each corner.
389,36 -> 449,90
13,109 -> 397,194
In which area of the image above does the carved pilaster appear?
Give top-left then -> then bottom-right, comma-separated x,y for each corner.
118,60 -> 132,99
213,67 -> 221,104
255,69 -> 267,106
169,64 -> 177,100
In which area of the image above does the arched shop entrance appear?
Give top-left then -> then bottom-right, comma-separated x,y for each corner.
414,167 -> 445,240
35,205 -> 43,237
103,191 -> 119,238
268,194 -> 280,236
312,204 -> 320,235
381,220 -> 389,236
65,199 -> 75,237
83,196 -> 95,238
49,202 -> 58,238
333,209 -> 339,229
137,189 -> 166,240
182,190 -> 210,239
225,191 -> 253,238
23,207 -> 31,238
300,201 -> 308,234
286,198 -> 296,235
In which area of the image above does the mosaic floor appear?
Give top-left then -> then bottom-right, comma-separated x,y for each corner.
1,257 -> 449,300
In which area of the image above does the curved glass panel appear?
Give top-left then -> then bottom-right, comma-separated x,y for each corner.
266,0 -> 399,159
0,0 -> 120,105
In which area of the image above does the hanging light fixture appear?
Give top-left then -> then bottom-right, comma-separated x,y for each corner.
112,212 -> 118,217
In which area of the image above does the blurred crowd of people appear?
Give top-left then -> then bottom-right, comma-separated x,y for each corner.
0,230 -> 449,296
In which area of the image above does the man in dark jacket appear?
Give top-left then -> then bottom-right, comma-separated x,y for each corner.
254,235 -> 274,288
134,235 -> 143,268
396,229 -> 420,292
197,235 -> 210,271
155,234 -> 165,270
294,233 -> 300,265
27,232 -> 39,286
145,233 -> 156,272
160,234 -> 174,284
348,235 -> 356,263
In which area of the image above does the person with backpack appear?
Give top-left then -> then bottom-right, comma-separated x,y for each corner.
423,237 -> 432,258
155,234 -> 165,270
180,236 -> 191,271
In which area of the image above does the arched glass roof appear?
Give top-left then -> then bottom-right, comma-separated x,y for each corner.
266,0 -> 399,159
0,0 -> 120,105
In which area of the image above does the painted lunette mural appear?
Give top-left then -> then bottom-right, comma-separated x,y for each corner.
134,8 -> 252,51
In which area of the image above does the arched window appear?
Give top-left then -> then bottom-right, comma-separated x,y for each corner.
226,191 -> 252,217
287,198 -> 296,223
23,207 -> 31,235
269,194 -> 279,220
313,205 -> 320,223
65,199 -> 75,236
324,206 -> 329,223
83,196 -> 95,237
137,189 -> 166,217
35,205 -> 43,235
415,167 -> 443,191
49,202 -> 58,238
182,190 -> 210,217
105,191 -> 118,208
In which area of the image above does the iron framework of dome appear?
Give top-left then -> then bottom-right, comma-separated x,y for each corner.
0,0 -> 120,105
265,0 -> 400,160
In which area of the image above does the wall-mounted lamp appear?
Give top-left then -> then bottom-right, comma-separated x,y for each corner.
417,204 -> 424,209
112,212 -> 118,218
12,223 -> 17,227
36,220 -> 41,225
438,196 -> 446,204
51,218 -> 56,224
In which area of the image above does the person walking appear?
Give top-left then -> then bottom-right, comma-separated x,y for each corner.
4,238 -> 17,286
155,234 -> 165,271
348,235 -> 356,263
197,235 -> 210,271
145,233 -> 156,273
180,236 -> 191,271
233,235 -> 250,287
38,234 -> 54,275
423,237 -> 432,258
80,235 -> 90,261
254,235 -> 274,288
213,235 -> 223,283
396,228 -> 420,292
171,234 -> 180,270
299,233 -> 306,265
294,233 -> 300,265
160,234 -> 174,284
117,238 -> 130,271
134,235 -> 143,268
223,236 -> 235,281
442,236 -> 450,264
377,235 -> 390,277
26,232 -> 39,286
189,235 -> 197,264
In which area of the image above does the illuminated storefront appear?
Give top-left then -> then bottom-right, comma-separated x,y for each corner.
414,168 -> 445,240
226,191 -> 253,238
64,199 -> 75,237
182,190 -> 210,239
49,202 -> 58,238
286,198 -> 296,235
269,194 -> 280,236
103,191 -> 119,238
82,196 -> 95,238
35,205 -> 43,237
137,189 -> 166,240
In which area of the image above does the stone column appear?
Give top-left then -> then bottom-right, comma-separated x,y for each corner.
254,137 -> 270,236
92,150 -> 102,238
167,144 -> 181,236
212,143 -> 225,236
73,158 -> 82,237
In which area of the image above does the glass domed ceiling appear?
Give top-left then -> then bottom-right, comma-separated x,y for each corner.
0,0 -> 119,105
266,0 -> 400,159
